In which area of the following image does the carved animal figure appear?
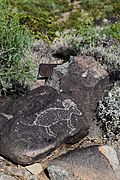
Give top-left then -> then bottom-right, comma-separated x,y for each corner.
34,99 -> 82,137
0,113 -> 13,120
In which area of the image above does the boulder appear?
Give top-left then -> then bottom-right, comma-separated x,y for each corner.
0,86 -> 89,165
0,86 -> 57,117
37,64 -> 61,79
47,145 -> 118,180
47,56 -> 109,123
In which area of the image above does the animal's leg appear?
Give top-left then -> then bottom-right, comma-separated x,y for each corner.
45,126 -> 56,137
0,113 -> 13,120
67,118 -> 76,131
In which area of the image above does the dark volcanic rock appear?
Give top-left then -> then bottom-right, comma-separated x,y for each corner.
47,145 -> 117,180
0,86 -> 89,165
47,56 -> 109,123
37,64 -> 60,79
0,114 -> 9,132
0,86 -> 57,117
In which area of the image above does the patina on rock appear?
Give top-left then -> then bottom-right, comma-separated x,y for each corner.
0,86 -> 89,165
47,55 -> 109,123
47,145 -> 117,180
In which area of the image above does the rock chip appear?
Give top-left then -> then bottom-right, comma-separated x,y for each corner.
0,86 -> 89,165
0,173 -> 16,180
37,64 -> 58,79
47,56 -> 109,123
25,163 -> 43,175
99,145 -> 119,171
0,155 -> 49,180
47,145 -> 117,180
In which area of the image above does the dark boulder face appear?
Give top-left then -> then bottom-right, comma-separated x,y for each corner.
0,86 -> 89,165
37,64 -> 58,79
47,56 -> 109,123
0,86 -> 57,117
0,114 -> 10,132
0,56 -> 109,165
47,145 -> 117,180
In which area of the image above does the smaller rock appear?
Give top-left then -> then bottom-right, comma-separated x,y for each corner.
6,166 -> 31,177
37,64 -> 59,79
47,145 -> 117,180
30,80 -> 45,90
0,86 -> 89,165
0,161 -> 6,171
25,163 -> 43,175
47,165 -> 69,180
47,56 -> 109,124
28,172 -> 49,180
99,145 -> 119,171
38,172 -> 49,180
0,173 -> 16,180
0,156 -> 5,160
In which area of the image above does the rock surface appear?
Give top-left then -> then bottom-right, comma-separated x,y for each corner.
25,163 -> 43,175
47,145 -> 117,180
0,156 -> 48,180
0,86 -> 89,165
47,56 -> 109,123
0,144 -> 120,180
37,64 -> 58,79
0,86 -> 57,116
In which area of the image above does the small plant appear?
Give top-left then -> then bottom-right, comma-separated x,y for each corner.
51,25 -> 120,74
0,1 -> 35,95
18,14 -> 63,41
111,22 -> 120,39
97,85 -> 120,142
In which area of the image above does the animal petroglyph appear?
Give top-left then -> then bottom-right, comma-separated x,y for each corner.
0,113 -> 13,120
33,99 -> 82,137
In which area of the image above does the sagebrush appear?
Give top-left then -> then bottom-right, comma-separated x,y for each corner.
0,0 -> 35,94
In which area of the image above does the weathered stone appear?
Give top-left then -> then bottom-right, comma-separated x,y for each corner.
47,56 -> 109,123
25,163 -> 43,175
0,173 -> 16,180
0,161 -> 6,171
30,80 -> 45,90
38,172 -> 49,180
0,86 -> 89,165
99,145 -> 119,171
37,64 -> 58,79
5,166 -> 31,177
47,145 -> 117,180
0,156 -> 5,160
0,155 -> 49,179
28,172 -> 49,180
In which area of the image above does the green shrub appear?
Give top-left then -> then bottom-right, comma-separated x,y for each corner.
80,0 -> 119,18
9,0 -> 70,40
0,1 -> 35,94
18,14 -> 63,41
10,0 -> 70,18
111,22 -> 120,39
52,25 -> 120,73
7,0 -> 120,41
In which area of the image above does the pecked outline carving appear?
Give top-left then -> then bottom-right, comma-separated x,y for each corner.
32,99 -> 82,137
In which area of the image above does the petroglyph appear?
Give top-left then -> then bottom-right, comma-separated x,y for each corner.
33,99 -> 82,137
82,71 -> 88,78
0,113 -> 13,120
